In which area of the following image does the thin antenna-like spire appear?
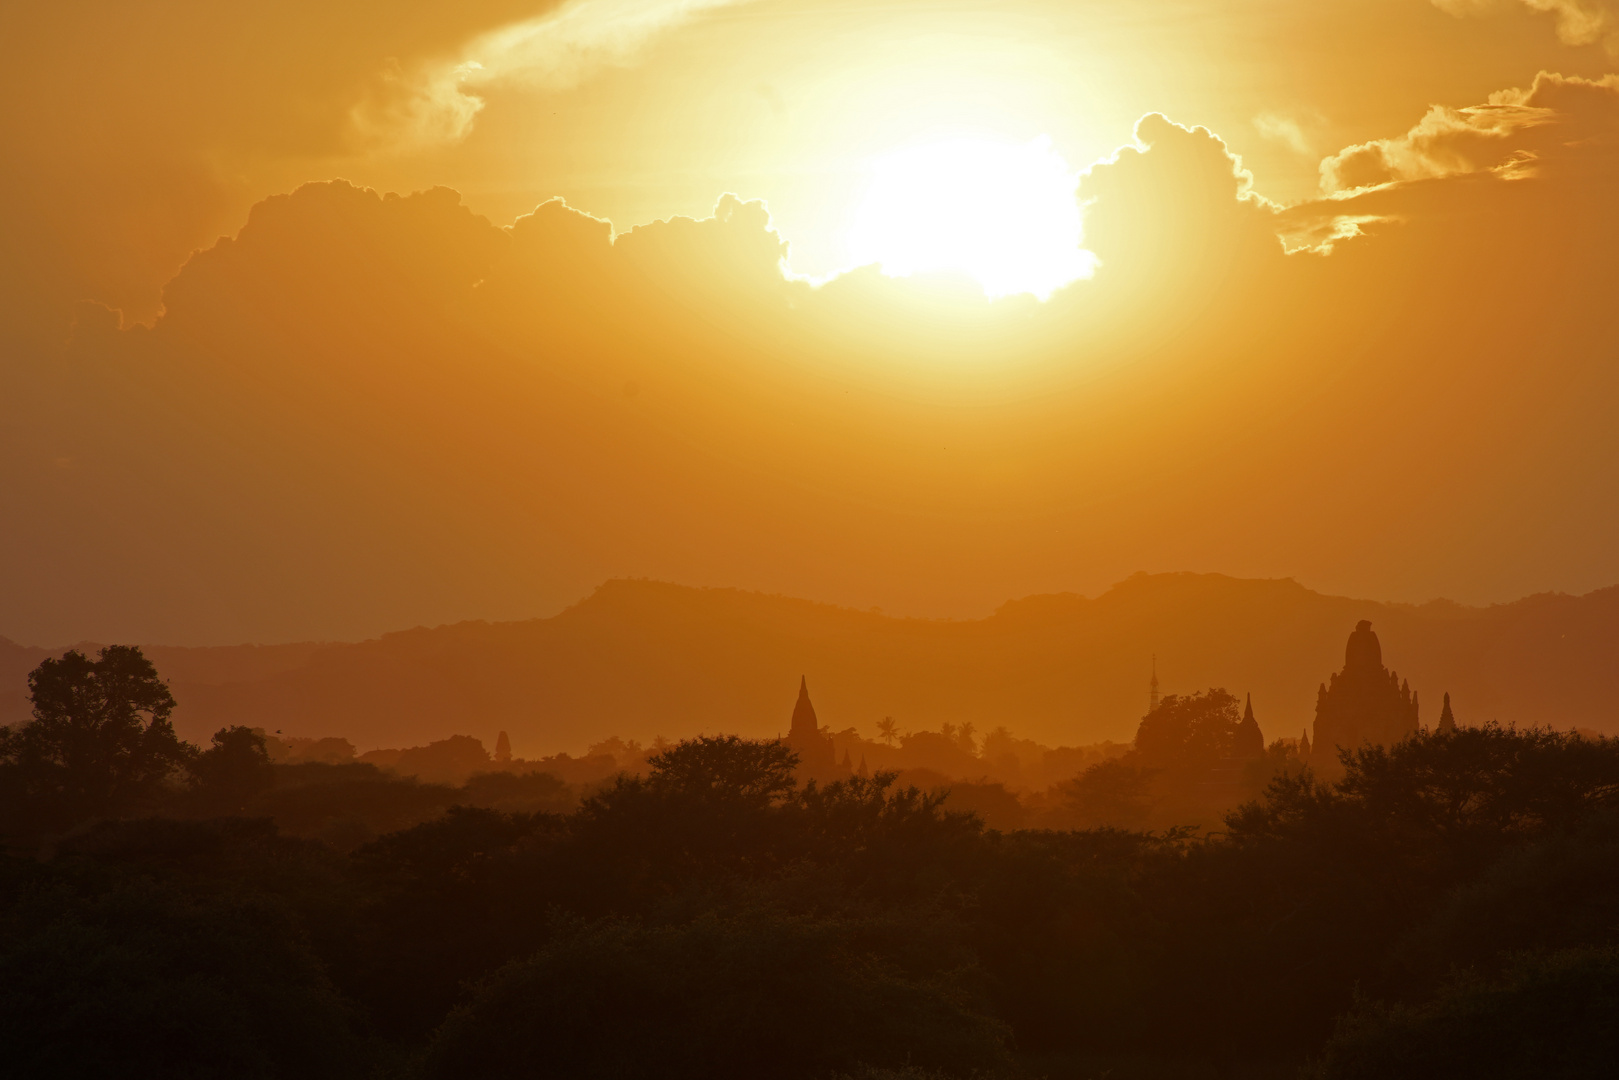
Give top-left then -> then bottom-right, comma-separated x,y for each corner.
1148,654 -> 1161,714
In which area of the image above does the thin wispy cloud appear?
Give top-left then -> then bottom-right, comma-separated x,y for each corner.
1433,0 -> 1619,54
1253,112 -> 1314,156
355,0 -> 758,147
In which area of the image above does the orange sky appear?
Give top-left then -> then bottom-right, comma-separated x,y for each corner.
4,1 -> 1619,645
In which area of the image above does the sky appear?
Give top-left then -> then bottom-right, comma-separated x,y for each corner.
3,0 -> 1619,645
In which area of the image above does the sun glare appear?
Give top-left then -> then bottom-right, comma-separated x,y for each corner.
846,136 -> 1094,300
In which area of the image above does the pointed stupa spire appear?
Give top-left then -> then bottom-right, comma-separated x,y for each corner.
790,676 -> 819,740
1299,728 -> 1311,758
1437,692 -> 1457,735
785,676 -> 836,775
1234,692 -> 1264,758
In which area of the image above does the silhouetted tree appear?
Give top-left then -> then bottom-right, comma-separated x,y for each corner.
0,646 -> 191,827
388,734 -> 492,785
348,806 -> 559,1036
957,721 -> 978,755
0,853 -> 363,1078
1390,812 -> 1619,990
876,716 -> 899,746
191,725 -> 274,811
1059,758 -> 1156,828
789,771 -> 985,899
644,734 -> 799,808
3,708 -> 1615,1078
1312,947 -> 1619,1080
422,911 -> 1011,1080
1133,688 -> 1243,770
1229,725 -> 1619,875
1239,738 -> 1309,801
564,736 -> 801,893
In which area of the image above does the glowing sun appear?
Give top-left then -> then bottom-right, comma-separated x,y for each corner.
846,135 -> 1094,300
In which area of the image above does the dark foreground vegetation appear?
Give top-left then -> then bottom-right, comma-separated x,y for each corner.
4,649 -> 1619,1078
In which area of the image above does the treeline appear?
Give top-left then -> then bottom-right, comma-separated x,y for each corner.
264,721 -> 1135,834
4,648 -> 1619,1078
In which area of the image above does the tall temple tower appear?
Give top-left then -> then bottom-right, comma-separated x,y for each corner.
785,676 -> 839,779
1311,621 -> 1419,767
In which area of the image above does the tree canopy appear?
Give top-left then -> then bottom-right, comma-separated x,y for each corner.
1,646 -> 190,823
1132,688 -> 1243,770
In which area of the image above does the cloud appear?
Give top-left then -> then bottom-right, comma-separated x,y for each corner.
1075,113 -> 1283,308
0,119 -> 1319,641
355,0 -> 758,148
0,2 -> 565,332
1433,0 -> 1619,54
13,77 -> 1619,644
1318,100 -> 1549,192
1317,71 -> 1619,193
1253,113 -> 1315,156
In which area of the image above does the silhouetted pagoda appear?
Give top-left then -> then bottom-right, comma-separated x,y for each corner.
1311,620 -> 1418,767
785,676 -> 840,781
1234,693 -> 1264,759
1437,692 -> 1457,734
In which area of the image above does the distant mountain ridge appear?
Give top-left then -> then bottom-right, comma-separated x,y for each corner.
3,573 -> 1617,754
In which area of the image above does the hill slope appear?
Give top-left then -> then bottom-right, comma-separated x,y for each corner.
4,573 -> 1617,754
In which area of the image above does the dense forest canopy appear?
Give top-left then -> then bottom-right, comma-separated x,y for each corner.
4,647 -> 1619,1077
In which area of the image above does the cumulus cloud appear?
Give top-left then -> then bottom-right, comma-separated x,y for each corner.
1076,113 -> 1283,304
14,78 -> 1619,644
354,0 -> 758,147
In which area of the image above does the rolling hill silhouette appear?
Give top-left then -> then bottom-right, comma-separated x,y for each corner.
4,572 -> 1616,755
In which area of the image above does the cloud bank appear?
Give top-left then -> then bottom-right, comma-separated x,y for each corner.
7,74 -> 1619,643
